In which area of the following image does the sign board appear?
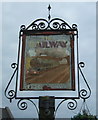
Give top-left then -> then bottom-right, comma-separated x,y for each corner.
20,31 -> 75,91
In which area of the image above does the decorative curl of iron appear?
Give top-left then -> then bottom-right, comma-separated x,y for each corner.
17,99 -> 28,110
72,24 -> 77,29
5,90 -> 16,103
26,18 -> 75,30
67,99 -> 77,110
79,62 -> 85,68
79,89 -> 89,99
55,99 -> 77,117
17,99 -> 39,115
26,19 -> 48,30
11,63 -> 18,69
20,25 -> 26,30
20,25 -> 26,36
52,22 -> 60,29
5,63 -> 18,102
79,62 -> 91,99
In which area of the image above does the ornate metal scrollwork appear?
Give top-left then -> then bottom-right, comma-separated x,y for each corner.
55,99 -> 77,117
17,99 -> 28,110
79,62 -> 91,99
17,99 -> 39,116
20,25 -> 26,30
5,63 -> 18,102
7,90 -> 16,102
67,99 -> 77,110
11,63 -> 18,69
72,24 -> 77,29
25,18 -> 75,31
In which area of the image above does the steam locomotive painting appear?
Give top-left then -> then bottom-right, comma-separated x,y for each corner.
20,34 -> 75,90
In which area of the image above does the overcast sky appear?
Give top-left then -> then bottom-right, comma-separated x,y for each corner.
1,2 -> 96,119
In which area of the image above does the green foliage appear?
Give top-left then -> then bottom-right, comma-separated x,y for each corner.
71,113 -> 97,120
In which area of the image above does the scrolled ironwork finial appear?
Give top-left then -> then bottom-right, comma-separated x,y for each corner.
48,4 -> 51,21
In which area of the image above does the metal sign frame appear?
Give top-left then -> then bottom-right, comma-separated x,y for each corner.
12,18 -> 79,99
5,18 -> 91,99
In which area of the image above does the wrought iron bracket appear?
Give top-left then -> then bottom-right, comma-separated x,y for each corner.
78,62 -> 91,100
4,63 -> 17,103
5,14 -> 91,117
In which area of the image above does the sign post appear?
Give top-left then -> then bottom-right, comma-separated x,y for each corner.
39,96 -> 55,120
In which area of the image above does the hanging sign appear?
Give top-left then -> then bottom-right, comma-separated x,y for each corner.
20,31 -> 75,91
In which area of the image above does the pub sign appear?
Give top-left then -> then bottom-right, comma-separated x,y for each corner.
19,28 -> 76,91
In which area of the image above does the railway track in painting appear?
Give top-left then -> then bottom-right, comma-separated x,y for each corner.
26,63 -> 70,84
